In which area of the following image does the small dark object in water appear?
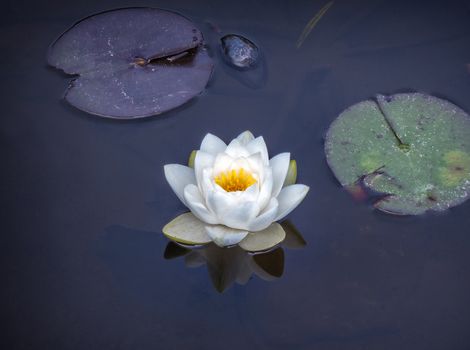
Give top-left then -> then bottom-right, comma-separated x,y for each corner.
220,34 -> 259,69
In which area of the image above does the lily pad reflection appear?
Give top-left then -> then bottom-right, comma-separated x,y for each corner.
48,8 -> 214,118
164,220 -> 305,293
325,93 -> 470,214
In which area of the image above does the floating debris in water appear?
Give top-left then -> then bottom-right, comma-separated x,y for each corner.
48,8 -> 213,119
217,33 -> 267,89
220,34 -> 260,69
296,1 -> 334,49
325,93 -> 470,215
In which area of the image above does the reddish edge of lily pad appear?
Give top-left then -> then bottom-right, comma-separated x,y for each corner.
325,93 -> 470,215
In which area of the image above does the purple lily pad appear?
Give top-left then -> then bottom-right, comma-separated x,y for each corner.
48,8 -> 214,119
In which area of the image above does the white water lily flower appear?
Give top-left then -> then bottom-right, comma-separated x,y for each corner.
163,131 -> 309,250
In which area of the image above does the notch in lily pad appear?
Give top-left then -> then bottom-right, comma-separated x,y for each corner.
325,93 -> 470,215
48,7 -> 214,119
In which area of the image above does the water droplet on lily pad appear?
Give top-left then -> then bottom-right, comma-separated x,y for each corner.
325,93 -> 470,215
48,7 -> 214,119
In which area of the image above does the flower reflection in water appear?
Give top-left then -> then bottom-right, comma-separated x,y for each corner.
163,220 -> 306,292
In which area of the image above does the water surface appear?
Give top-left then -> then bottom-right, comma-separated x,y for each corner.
2,0 -> 470,349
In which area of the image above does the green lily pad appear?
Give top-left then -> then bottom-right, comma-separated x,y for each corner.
162,212 -> 212,245
238,223 -> 286,252
163,212 -> 288,251
325,93 -> 470,215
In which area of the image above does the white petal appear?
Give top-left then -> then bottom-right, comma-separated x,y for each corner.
245,152 -> 265,176
212,153 -> 235,175
225,139 -> 250,158
236,130 -> 255,145
206,189 -> 237,217
200,133 -> 227,155
219,200 -> 260,230
274,184 -> 309,221
270,152 -> 290,197
162,212 -> 212,245
248,197 -> 279,231
183,184 -> 218,224
201,167 -> 216,203
206,181 -> 259,215
243,182 -> 260,201
205,225 -> 249,247
206,190 -> 260,229
246,136 -> 269,164
238,223 -> 286,252
164,164 -> 196,206
256,167 -> 273,210
194,151 -> 215,192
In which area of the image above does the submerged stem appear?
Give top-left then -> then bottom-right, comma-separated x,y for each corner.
296,1 -> 334,48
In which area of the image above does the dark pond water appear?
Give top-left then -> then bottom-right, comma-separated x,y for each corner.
2,0 -> 470,349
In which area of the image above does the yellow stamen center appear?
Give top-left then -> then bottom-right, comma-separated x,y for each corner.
214,168 -> 257,192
